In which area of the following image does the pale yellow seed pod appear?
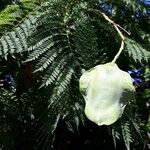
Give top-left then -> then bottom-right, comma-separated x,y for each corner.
79,63 -> 135,126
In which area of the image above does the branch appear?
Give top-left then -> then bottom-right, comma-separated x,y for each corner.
86,9 -> 130,63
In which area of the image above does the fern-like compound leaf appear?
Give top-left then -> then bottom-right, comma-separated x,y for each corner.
125,37 -> 150,62
121,120 -> 133,150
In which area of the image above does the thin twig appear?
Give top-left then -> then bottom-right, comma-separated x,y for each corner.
111,25 -> 125,63
87,9 -> 130,35
87,9 -> 129,63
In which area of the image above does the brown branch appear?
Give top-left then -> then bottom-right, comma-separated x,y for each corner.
86,9 -> 130,63
87,9 -> 130,35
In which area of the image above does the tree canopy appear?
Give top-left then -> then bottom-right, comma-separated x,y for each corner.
0,0 -> 149,150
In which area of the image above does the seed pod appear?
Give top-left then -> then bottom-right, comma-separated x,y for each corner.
79,63 -> 135,125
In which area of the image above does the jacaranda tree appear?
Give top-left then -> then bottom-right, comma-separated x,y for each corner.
0,0 -> 149,149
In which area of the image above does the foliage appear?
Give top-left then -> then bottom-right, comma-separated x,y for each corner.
0,0 -> 42,35
0,0 -> 13,10
0,0 -> 149,149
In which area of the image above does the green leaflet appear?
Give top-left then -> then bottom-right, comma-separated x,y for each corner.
79,63 -> 135,125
